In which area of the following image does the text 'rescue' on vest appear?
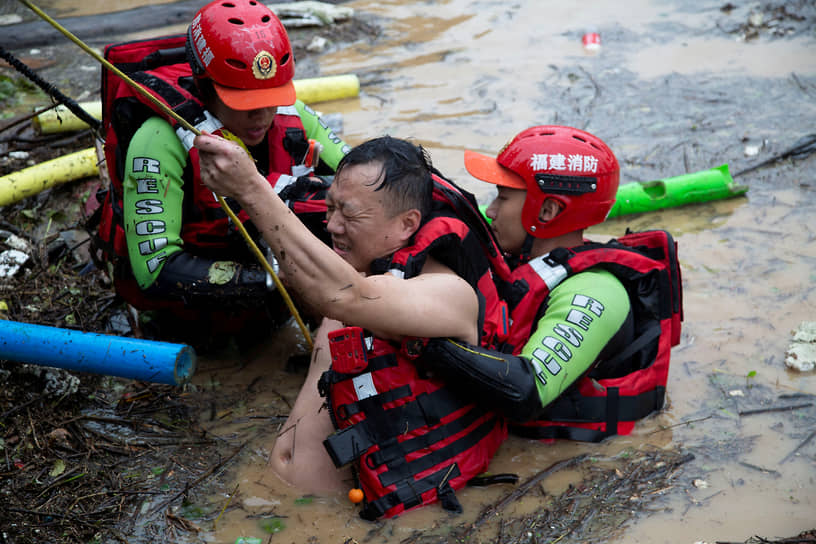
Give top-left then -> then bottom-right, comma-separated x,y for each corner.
318,174 -> 510,520
503,229 -> 683,443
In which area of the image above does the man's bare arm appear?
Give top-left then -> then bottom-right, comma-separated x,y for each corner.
195,133 -> 479,342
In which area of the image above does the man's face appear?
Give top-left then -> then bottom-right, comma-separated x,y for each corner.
485,186 -> 528,255
325,162 -> 411,274
209,95 -> 276,146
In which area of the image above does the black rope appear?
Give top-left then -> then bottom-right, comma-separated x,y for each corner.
0,45 -> 101,133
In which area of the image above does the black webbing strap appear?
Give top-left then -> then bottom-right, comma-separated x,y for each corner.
375,414 -> 498,488
431,170 -> 500,257
511,421 -> 609,443
540,384 -> 664,424
282,126 -> 309,164
128,72 -> 206,127
129,72 -> 186,108
510,385 -> 666,443
599,321 -> 662,377
318,353 -> 398,401
360,463 -> 462,521
336,385 -> 410,420
367,404 -> 484,468
324,388 -> 473,467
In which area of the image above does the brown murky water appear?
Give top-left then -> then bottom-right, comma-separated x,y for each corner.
18,0 -> 816,541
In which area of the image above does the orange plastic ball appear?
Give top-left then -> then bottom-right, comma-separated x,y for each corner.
348,488 -> 364,504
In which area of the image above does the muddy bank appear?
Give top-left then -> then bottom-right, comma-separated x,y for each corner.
1,0 -> 376,106
0,4 -> 372,542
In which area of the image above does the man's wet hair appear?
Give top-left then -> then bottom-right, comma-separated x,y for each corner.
336,136 -> 434,219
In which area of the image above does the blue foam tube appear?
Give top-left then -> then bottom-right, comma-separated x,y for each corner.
0,320 -> 196,385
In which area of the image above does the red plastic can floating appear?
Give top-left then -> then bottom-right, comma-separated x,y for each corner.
582,32 -> 601,52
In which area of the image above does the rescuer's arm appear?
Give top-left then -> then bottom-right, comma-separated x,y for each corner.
419,269 -> 631,421
519,269 -> 630,407
194,133 -> 479,343
122,117 -> 273,304
122,116 -> 186,290
420,338 -> 543,420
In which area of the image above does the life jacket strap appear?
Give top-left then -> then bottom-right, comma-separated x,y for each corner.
317,353 -> 398,399
323,388 -> 473,467
374,414 -> 498,488
510,385 -> 666,442
367,405 -> 485,472
600,321 -> 662,375
360,463 -> 462,521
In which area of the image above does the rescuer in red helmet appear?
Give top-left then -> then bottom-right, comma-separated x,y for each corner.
93,0 -> 350,349
419,125 -> 683,442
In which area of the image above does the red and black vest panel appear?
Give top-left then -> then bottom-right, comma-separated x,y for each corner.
320,181 -> 510,519
503,229 -> 683,442
320,329 -> 506,520
182,109 -> 309,249
94,34 -> 312,260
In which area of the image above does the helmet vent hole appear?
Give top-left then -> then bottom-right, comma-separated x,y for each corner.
572,135 -> 587,143
226,58 -> 248,69
280,52 -> 291,65
261,15 -> 270,22
222,2 -> 236,7
228,17 -> 244,25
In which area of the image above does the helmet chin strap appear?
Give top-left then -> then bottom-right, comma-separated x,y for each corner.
519,232 -> 536,264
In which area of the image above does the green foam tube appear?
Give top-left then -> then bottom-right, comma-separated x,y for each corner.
478,164 -> 748,223
607,164 -> 747,218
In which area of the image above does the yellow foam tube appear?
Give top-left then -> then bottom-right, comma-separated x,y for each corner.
33,74 -> 360,134
0,147 -> 98,207
294,74 -> 360,104
33,101 -> 102,134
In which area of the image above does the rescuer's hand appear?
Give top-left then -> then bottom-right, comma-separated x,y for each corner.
195,132 -> 266,202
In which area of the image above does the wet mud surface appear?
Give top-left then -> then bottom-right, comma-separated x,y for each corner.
2,0 -> 816,543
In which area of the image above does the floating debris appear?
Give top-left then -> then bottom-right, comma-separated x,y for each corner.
785,321 -> 816,372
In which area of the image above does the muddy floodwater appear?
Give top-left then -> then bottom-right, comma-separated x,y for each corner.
6,0 -> 816,542
196,1 -> 816,542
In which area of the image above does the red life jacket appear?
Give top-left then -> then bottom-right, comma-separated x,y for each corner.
370,174 -> 511,346
319,177 -> 509,520
94,34 -> 315,262
502,230 -> 683,442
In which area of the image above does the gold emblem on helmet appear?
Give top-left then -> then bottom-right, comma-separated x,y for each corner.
252,51 -> 277,80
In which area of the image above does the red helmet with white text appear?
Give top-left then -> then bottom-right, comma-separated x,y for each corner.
186,0 -> 296,110
465,125 -> 619,238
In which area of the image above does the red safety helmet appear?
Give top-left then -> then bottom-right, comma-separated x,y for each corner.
465,125 -> 619,238
186,0 -> 296,110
